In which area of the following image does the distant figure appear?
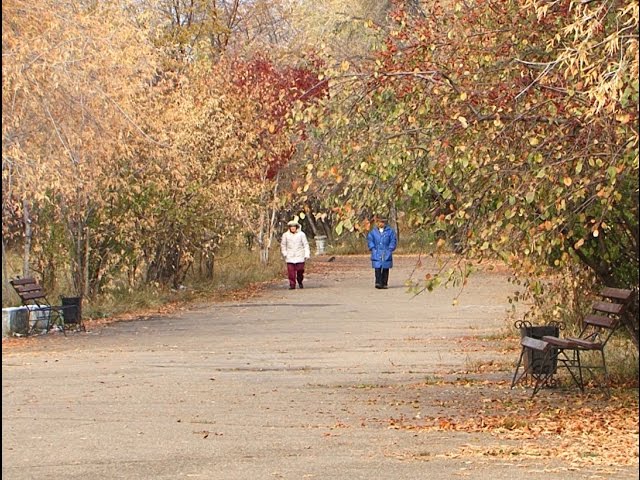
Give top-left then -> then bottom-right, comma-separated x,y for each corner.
367,215 -> 397,289
280,220 -> 310,289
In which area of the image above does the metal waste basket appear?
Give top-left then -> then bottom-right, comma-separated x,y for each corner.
516,321 -> 560,375
61,297 -> 82,325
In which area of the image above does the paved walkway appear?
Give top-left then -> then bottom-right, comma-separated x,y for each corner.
2,255 -> 636,479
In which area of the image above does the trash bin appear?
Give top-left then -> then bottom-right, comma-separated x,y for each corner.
61,297 -> 82,325
517,321 -> 559,375
315,235 -> 327,255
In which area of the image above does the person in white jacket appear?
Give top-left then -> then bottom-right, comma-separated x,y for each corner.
280,220 -> 310,289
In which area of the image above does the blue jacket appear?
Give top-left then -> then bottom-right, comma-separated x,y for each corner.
367,225 -> 397,269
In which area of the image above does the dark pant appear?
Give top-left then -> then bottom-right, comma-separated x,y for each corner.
287,262 -> 305,288
374,268 -> 389,287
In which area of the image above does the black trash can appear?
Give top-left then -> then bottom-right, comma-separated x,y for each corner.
61,297 -> 82,325
518,322 -> 559,375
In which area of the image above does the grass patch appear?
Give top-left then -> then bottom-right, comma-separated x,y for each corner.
325,232 -> 368,255
86,246 -> 285,320
322,229 -> 441,256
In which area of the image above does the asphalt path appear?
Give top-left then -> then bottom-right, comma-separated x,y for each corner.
2,255 -> 636,479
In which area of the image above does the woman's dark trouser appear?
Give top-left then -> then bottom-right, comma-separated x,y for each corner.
374,268 -> 389,286
287,262 -> 305,288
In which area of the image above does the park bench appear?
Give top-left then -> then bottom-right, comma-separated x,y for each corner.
510,319 -> 563,394
511,287 -> 634,397
9,277 -> 85,335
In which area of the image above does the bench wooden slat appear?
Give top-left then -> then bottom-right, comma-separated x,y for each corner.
564,337 -> 602,350
521,336 -> 551,352
592,301 -> 624,315
9,277 -> 37,286
600,287 -> 634,302
541,335 -> 575,348
19,291 -> 48,302
13,285 -> 42,294
584,314 -> 618,329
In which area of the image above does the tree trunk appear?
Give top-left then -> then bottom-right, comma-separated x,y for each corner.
390,203 -> 399,245
205,252 -> 215,279
622,299 -> 639,351
304,203 -> 320,237
320,216 -> 333,242
22,199 -> 32,278
257,213 -> 268,264
2,236 -> 10,302
83,226 -> 90,297
258,173 -> 280,265
69,217 -> 88,297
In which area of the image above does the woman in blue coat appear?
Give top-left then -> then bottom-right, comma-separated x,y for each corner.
367,216 -> 397,289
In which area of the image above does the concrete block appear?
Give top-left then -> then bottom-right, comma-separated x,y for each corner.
2,307 -> 29,337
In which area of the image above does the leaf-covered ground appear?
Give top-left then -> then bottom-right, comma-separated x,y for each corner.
383,380 -> 638,466
348,334 -> 639,472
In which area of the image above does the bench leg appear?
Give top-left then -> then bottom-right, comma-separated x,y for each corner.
47,310 -> 67,336
571,349 -> 611,397
512,346 -> 556,396
27,308 -> 52,335
511,347 -> 528,389
574,350 -> 584,392
529,349 -> 556,397
554,349 -> 586,393
598,349 -> 611,398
